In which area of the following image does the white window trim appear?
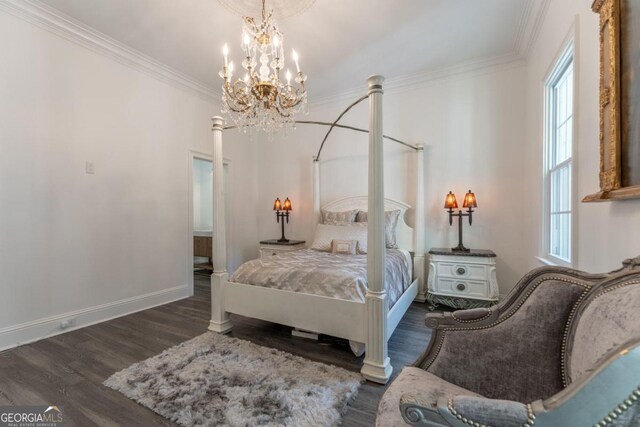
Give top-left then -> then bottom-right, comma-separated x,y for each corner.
541,19 -> 580,268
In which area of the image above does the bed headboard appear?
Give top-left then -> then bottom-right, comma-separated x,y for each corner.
321,196 -> 414,252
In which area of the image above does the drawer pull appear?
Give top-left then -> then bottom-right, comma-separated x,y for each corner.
456,267 -> 467,275
456,283 -> 467,291
272,252 -> 278,256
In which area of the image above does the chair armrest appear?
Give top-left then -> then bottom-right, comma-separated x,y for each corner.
399,392 -> 445,426
400,394 -> 532,427
413,266 -> 606,402
423,307 -> 495,330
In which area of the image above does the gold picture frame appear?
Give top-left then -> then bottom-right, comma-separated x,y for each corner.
584,0 -> 640,201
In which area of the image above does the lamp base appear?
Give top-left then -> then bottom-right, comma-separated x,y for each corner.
276,211 -> 290,243
451,244 -> 470,252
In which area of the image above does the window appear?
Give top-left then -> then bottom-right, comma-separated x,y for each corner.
544,46 -> 574,265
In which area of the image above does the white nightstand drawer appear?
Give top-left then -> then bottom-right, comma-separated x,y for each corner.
260,247 -> 301,259
435,277 -> 491,299
435,261 -> 488,281
259,240 -> 306,260
260,248 -> 281,259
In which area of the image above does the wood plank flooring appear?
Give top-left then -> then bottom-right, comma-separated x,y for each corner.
0,273 -> 432,426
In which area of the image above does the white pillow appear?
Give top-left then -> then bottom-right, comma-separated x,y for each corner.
321,209 -> 358,225
311,224 -> 368,254
331,239 -> 358,255
355,209 -> 401,249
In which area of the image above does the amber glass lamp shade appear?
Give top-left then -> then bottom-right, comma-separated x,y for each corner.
283,197 -> 292,211
444,191 -> 458,209
463,190 -> 478,208
273,198 -> 282,211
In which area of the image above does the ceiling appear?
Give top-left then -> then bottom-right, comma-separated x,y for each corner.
36,0 -> 541,102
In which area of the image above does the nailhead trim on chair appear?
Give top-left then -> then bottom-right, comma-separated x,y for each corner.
560,288 -> 590,387
592,386 -> 640,426
423,276 -> 589,371
451,309 -> 493,323
447,399 -> 536,427
561,280 -> 640,387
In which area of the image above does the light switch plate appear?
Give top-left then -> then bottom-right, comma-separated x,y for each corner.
85,161 -> 95,174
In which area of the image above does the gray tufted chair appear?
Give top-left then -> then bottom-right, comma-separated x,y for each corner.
375,256 -> 640,427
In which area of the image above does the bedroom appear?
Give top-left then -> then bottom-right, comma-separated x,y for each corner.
1,0 -> 639,426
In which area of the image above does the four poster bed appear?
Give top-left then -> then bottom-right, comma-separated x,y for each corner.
208,76 -> 426,384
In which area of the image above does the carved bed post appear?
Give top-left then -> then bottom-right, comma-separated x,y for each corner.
313,158 -> 321,224
414,144 -> 427,302
209,116 -> 232,334
362,75 -> 392,384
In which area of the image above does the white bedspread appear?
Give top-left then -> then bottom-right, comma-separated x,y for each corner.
229,249 -> 412,309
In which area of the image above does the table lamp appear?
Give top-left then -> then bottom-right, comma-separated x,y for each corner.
273,197 -> 292,242
444,190 -> 477,252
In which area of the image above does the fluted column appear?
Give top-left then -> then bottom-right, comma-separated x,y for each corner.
361,75 -> 392,384
209,116 -> 232,333
414,144 -> 427,302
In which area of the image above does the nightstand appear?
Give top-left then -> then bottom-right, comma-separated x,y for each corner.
259,239 -> 306,259
427,248 -> 499,310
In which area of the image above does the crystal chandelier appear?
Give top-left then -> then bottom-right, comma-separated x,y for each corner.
219,0 -> 308,133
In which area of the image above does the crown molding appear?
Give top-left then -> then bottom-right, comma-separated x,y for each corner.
0,0 -> 220,103
514,0 -> 535,54
309,52 -> 526,109
516,0 -> 553,59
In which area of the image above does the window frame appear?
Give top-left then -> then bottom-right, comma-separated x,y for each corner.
542,30 -> 579,268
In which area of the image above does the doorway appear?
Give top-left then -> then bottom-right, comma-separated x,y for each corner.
188,151 -> 230,296
193,157 -> 214,272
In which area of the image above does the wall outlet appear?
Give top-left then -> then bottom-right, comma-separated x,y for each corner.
60,318 -> 76,330
85,161 -> 95,174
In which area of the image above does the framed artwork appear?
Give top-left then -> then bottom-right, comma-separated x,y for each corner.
585,0 -> 640,201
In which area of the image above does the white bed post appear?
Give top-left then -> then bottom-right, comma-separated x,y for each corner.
313,158 -> 321,224
209,116 -> 232,334
362,75 -> 392,384
414,144 -> 427,302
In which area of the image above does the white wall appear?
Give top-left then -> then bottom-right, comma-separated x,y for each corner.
522,0 -> 640,274
256,65 -> 529,294
0,10 -> 258,349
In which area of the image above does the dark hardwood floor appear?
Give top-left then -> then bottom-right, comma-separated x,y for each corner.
0,273 -> 432,426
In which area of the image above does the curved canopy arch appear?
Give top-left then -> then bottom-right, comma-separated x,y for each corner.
223,93 -> 420,161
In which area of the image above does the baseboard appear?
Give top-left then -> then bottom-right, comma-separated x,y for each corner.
0,285 -> 190,352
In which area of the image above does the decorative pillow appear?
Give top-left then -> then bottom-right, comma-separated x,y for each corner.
330,239 -> 358,255
355,210 -> 401,248
311,224 -> 368,254
326,221 -> 367,228
321,209 -> 358,225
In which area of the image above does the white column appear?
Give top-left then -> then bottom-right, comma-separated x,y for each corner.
361,75 -> 392,384
209,116 -> 232,333
414,144 -> 427,302
313,158 -> 321,224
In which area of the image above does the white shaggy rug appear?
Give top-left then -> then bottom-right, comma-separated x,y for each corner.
104,332 -> 362,427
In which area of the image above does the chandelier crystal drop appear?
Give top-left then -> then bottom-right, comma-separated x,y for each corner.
219,0 -> 308,133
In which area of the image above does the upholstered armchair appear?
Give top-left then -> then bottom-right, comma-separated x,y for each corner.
376,257 -> 640,426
